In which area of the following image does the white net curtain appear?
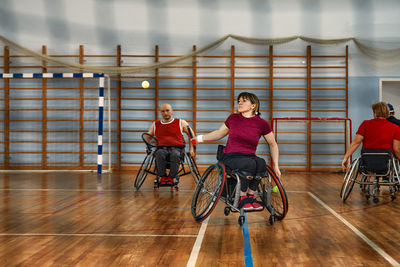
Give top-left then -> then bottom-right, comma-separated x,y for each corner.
1,34 -> 400,74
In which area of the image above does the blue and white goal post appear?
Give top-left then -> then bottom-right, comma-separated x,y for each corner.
0,73 -> 112,174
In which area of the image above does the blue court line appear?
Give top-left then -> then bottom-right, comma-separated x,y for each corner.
241,213 -> 254,267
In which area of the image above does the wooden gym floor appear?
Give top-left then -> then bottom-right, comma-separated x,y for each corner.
0,170 -> 400,266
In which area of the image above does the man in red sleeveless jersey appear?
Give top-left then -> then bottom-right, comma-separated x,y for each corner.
148,103 -> 195,184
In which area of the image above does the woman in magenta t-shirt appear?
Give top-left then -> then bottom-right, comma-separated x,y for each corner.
194,92 -> 280,211
342,102 -> 400,170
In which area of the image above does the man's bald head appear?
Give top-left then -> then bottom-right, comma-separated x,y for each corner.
160,103 -> 173,122
160,103 -> 172,111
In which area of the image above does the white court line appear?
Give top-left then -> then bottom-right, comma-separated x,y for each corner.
0,233 -> 197,238
186,217 -> 209,267
308,192 -> 400,267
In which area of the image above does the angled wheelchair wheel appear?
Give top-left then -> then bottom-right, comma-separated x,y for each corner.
191,163 -> 226,222
340,158 -> 360,202
134,152 -> 154,190
185,153 -> 201,183
260,165 -> 288,221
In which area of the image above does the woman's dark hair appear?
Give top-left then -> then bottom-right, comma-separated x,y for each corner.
237,92 -> 260,115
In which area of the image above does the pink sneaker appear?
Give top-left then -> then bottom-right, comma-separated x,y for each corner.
252,202 -> 263,211
159,176 -> 169,185
160,176 -> 167,182
240,196 -> 253,211
248,194 -> 263,211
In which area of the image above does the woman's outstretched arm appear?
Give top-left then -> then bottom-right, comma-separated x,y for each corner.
193,123 -> 229,143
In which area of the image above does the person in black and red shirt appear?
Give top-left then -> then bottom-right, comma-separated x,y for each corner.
148,103 -> 195,185
387,103 -> 400,127
342,102 -> 400,170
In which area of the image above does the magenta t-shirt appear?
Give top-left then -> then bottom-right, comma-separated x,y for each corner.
223,113 -> 272,154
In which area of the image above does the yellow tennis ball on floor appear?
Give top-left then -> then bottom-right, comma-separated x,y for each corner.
141,80 -> 150,88
272,185 -> 279,193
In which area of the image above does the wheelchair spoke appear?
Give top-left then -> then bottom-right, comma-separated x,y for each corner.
261,166 -> 288,221
191,164 -> 225,221
185,153 -> 200,183
195,170 -> 221,212
194,191 -> 214,215
341,158 -> 359,201
134,153 -> 154,190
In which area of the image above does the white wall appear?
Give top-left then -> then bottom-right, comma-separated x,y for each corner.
381,80 -> 400,113
1,0 -> 400,76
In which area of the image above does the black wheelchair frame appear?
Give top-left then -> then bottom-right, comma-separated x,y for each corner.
340,149 -> 400,203
134,133 -> 201,191
191,161 -> 288,226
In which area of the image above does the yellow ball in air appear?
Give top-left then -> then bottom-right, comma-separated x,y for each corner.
141,80 -> 150,88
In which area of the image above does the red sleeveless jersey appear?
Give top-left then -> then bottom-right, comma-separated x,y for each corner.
155,118 -> 184,147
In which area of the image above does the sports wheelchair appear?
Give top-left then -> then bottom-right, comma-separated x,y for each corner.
134,133 -> 201,191
340,149 -> 400,203
191,149 -> 288,226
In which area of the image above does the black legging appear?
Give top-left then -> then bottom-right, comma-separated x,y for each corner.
221,153 -> 266,192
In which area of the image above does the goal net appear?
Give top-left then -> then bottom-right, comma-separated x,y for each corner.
0,73 -> 111,173
272,117 -> 352,171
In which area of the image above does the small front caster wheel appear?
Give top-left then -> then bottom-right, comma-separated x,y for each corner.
238,215 -> 245,226
224,206 -> 230,216
269,215 -> 275,225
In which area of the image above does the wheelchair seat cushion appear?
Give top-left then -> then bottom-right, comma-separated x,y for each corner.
360,148 -> 392,173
